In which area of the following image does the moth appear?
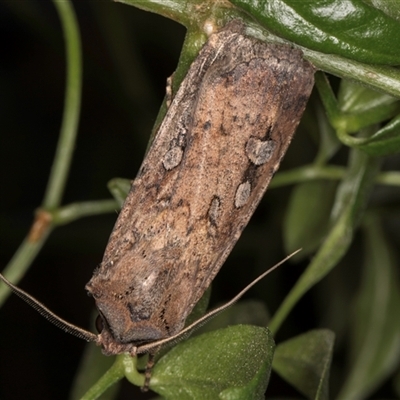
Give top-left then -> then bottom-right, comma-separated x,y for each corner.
0,19 -> 314,390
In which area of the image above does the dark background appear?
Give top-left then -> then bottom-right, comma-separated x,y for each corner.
0,2 -> 399,399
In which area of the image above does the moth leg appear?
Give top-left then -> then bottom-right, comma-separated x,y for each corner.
141,350 -> 157,392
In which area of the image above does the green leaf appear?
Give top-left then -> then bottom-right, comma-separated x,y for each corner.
338,81 -> 399,116
313,96 -> 341,165
361,114 -> 400,156
339,114 -> 400,156
362,0 -> 400,21
230,0 -> 400,65
283,180 -> 336,258
219,356 -> 271,400
336,216 -> 400,400
150,325 -> 274,399
273,329 -> 335,400
316,74 -> 400,156
336,80 -> 400,133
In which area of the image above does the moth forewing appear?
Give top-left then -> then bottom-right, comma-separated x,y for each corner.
86,19 -> 314,358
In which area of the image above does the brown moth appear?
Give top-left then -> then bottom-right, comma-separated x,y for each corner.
86,19 -> 314,355
0,19 -> 314,390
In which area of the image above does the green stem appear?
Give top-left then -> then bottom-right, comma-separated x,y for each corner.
80,354 -> 144,400
270,165 -> 344,188
54,200 -> 118,225
80,356 -> 125,400
115,0 -> 192,27
0,0 -> 83,306
303,47 -> 400,99
0,234 -> 51,306
377,171 -> 400,186
270,165 -> 400,188
44,0 -> 82,209
121,354 -> 145,387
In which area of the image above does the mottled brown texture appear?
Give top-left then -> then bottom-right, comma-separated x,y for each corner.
85,20 -> 315,357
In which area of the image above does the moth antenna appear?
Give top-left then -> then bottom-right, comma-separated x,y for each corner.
0,273 -> 97,342
136,249 -> 301,354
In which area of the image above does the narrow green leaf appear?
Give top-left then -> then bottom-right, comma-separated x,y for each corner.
336,216 -> 400,400
283,180 -> 336,258
150,325 -> 275,399
339,114 -> 400,156
313,95 -> 341,165
338,81 -> 398,115
273,329 -> 335,400
314,72 -> 341,129
316,76 -> 400,156
336,80 -> 400,133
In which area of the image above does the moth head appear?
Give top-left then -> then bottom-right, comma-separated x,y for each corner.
85,277 -> 167,354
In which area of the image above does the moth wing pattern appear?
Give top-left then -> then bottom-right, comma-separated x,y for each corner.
86,20 -> 315,353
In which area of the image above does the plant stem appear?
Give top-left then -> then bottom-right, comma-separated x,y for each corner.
44,0 -> 82,209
